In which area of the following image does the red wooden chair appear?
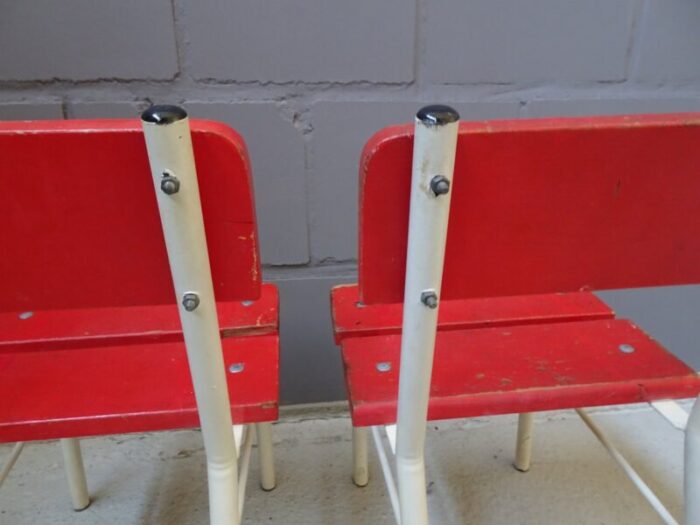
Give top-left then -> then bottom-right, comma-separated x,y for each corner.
331,107 -> 700,524
0,106 -> 278,524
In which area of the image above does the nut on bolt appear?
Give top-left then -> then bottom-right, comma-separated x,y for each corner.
421,290 -> 438,309
430,175 -> 450,196
161,172 -> 180,195
182,292 -> 200,312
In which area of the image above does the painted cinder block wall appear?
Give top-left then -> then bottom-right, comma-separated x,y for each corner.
2,1 -> 700,403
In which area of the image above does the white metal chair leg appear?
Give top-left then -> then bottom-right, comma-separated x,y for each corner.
143,106 -> 239,525
685,398 -> 700,524
352,427 -> 369,487
255,422 -> 276,491
395,106 -> 460,525
60,438 -> 90,511
0,442 -> 25,488
237,426 -> 254,518
514,412 -> 534,472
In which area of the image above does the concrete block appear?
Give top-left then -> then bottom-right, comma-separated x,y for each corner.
309,101 -> 519,261
185,102 -> 309,265
0,1 -> 177,81
523,98 -> 700,118
68,101 -> 148,119
267,268 -> 355,404
0,102 -> 64,120
599,286 -> 700,370
185,0 -> 415,83
635,2 -> 700,82
424,0 -> 635,84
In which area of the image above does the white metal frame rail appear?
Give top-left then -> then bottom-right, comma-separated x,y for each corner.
361,105 -> 459,525
363,105 -> 700,525
142,105 -> 272,525
566,399 -> 700,525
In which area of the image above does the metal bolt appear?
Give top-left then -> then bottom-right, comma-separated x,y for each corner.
376,362 -> 392,372
619,344 -> 635,354
18,311 -> 33,320
430,175 -> 450,196
229,363 -> 245,374
241,300 -> 253,307
182,292 -> 200,312
421,290 -> 438,309
160,172 -> 180,195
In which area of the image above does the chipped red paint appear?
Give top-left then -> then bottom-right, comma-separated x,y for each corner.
335,113 -> 700,427
0,120 -> 278,443
0,283 -> 279,352
359,113 -> 700,304
342,320 -> 700,427
331,284 -> 613,344
0,119 -> 261,311
0,334 -> 279,441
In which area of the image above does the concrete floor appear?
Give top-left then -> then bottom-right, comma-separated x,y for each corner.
0,402 -> 692,524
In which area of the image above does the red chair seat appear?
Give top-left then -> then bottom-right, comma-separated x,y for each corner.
340,315 -> 700,427
0,285 -> 279,442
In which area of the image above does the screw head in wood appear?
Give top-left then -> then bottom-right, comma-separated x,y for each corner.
376,362 -> 392,372
229,363 -> 245,374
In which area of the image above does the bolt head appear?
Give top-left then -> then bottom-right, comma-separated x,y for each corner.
430,175 -> 450,196
182,292 -> 200,312
421,290 -> 438,309
160,174 -> 180,195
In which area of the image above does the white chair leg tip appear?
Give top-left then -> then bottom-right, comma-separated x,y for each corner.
353,475 -> 369,487
513,463 -> 530,473
73,500 -> 91,512
260,482 -> 277,492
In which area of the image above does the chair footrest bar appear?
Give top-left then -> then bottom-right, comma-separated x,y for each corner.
385,425 -> 397,454
576,409 -> 678,525
651,400 -> 690,431
0,442 -> 24,488
371,426 -> 400,524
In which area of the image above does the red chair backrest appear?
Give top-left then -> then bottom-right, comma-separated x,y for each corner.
359,114 -> 700,305
0,119 -> 261,312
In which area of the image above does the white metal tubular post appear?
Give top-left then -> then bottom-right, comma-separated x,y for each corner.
514,413 -> 534,472
686,398 -> 700,524
142,106 -> 239,525
255,422 -> 276,491
352,427 -> 369,487
395,105 -> 460,525
60,438 -> 90,510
